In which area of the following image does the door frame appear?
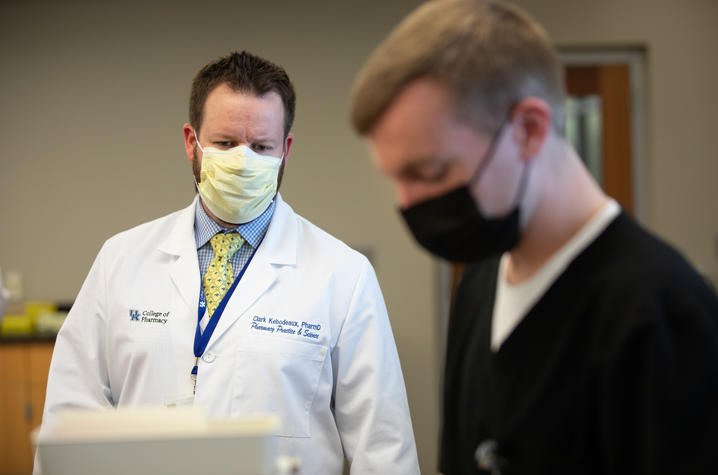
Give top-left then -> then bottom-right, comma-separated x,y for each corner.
560,47 -> 647,221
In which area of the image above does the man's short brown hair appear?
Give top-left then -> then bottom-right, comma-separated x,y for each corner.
190,51 -> 296,137
350,0 -> 565,136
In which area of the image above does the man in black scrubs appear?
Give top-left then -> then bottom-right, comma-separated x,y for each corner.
350,0 -> 718,473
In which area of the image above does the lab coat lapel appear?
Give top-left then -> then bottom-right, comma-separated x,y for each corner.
207,195 -> 298,348
158,196 -> 201,314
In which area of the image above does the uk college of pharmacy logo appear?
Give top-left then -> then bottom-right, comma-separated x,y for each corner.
129,309 -> 140,321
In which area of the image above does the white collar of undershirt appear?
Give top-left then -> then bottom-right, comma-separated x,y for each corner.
491,199 -> 621,352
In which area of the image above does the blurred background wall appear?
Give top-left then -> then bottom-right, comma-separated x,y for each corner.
1,0 -> 716,473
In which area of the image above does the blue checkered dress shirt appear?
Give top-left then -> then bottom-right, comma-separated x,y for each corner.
194,198 -> 275,281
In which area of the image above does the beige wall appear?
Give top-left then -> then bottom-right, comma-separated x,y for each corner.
1,0 -> 716,473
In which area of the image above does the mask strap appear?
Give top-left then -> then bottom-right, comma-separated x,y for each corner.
279,136 -> 288,160
193,130 -> 205,153
468,118 -> 530,210
468,122 -> 506,187
512,160 -> 531,207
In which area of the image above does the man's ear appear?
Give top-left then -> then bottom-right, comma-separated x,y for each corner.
282,133 -> 294,165
510,97 -> 552,161
183,123 -> 198,163
284,134 -> 294,157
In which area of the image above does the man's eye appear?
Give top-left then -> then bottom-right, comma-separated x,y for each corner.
424,165 -> 449,182
212,140 -> 234,150
252,144 -> 270,153
408,162 -> 449,182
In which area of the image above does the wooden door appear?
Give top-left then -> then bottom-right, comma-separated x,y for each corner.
565,64 -> 633,214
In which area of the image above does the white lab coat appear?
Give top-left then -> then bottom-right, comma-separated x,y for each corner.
38,195 -> 419,475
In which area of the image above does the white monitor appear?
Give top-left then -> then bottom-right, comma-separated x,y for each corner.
34,407 -> 290,475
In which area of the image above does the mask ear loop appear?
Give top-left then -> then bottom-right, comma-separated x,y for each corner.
192,129 -> 204,190
468,122 -> 507,187
504,106 -> 533,208
511,159 -> 531,207
193,129 -> 206,153
279,134 -> 288,161
468,119 -> 531,211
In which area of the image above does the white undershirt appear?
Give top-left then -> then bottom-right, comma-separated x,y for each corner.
491,199 -> 621,351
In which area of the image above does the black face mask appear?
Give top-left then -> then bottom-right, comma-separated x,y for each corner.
399,124 -> 529,263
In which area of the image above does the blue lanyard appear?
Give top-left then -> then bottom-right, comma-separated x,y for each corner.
191,246 -> 258,386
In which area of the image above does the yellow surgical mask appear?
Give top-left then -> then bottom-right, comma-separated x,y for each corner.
195,132 -> 282,224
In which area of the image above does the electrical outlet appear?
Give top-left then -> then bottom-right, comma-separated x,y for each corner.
4,270 -> 23,301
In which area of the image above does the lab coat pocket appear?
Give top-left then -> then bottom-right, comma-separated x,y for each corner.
232,335 -> 328,438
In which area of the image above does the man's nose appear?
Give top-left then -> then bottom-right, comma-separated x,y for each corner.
396,182 -> 423,210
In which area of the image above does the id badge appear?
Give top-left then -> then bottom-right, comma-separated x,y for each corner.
165,395 -> 195,408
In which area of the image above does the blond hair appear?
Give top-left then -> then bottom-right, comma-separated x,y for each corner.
350,0 -> 565,135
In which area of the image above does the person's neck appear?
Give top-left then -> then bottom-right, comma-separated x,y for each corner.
505,146 -> 609,285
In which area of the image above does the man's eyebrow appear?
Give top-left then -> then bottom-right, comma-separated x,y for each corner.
247,134 -> 280,144
209,133 -> 237,141
398,156 -> 447,177
250,137 -> 277,144
209,133 -> 278,144
398,156 -> 432,172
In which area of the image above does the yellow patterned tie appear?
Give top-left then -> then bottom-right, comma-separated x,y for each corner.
203,232 -> 244,319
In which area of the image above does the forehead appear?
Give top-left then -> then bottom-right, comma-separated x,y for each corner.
202,83 -> 285,137
369,78 -> 484,174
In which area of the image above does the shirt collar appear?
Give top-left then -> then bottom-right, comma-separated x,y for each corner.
194,197 -> 276,250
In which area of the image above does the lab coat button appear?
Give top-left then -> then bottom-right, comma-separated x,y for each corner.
202,352 -> 216,363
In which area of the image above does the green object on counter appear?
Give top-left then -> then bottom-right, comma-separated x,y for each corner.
25,301 -> 58,324
1,314 -> 34,335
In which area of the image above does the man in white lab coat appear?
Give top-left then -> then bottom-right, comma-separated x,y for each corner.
37,51 -> 419,475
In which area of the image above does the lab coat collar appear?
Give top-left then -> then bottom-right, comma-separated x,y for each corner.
157,193 -> 298,266
206,193 -> 298,347
158,195 -> 201,257
158,195 -> 202,313
255,193 -> 298,267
